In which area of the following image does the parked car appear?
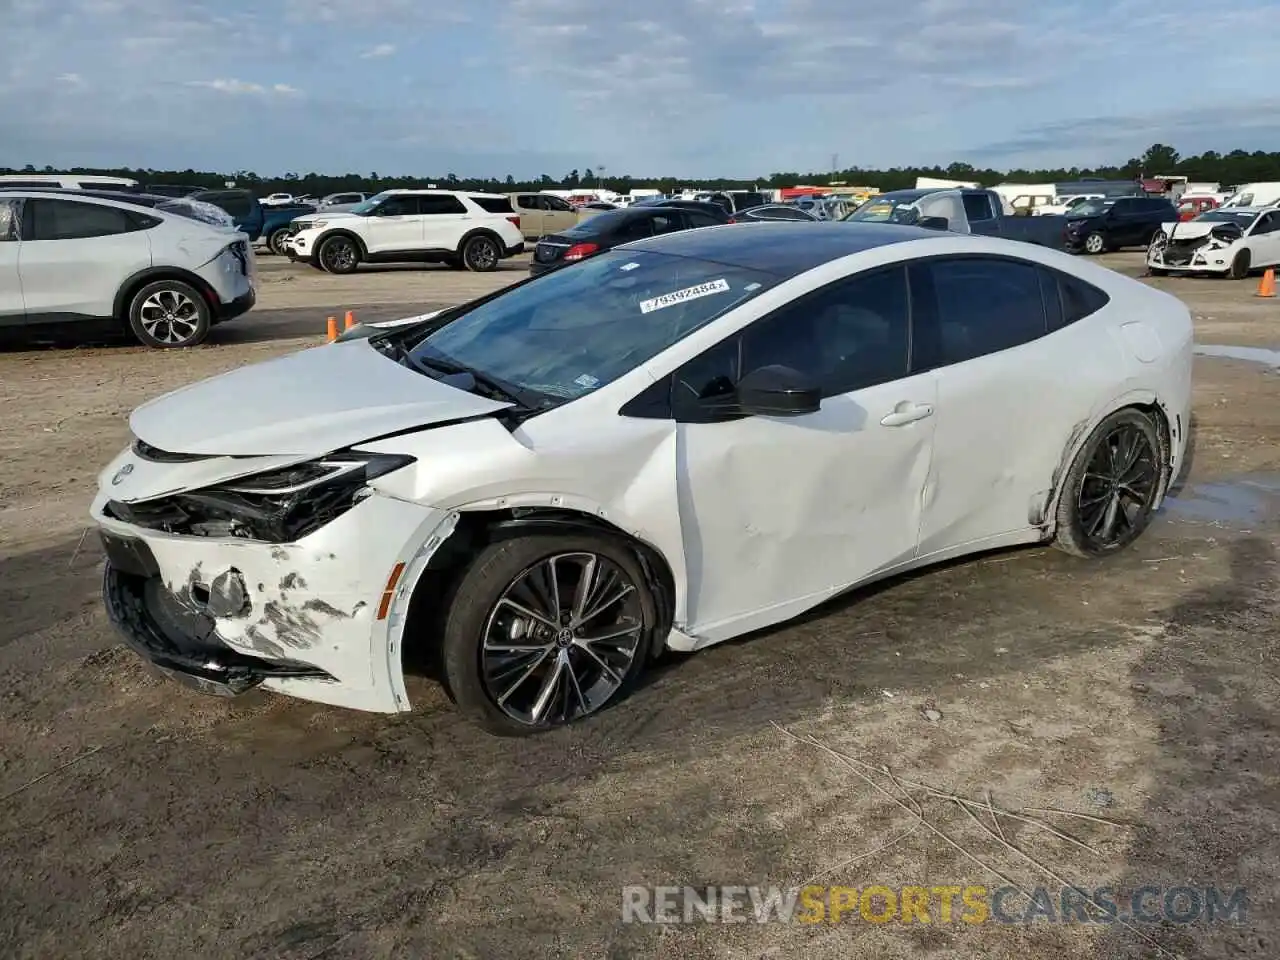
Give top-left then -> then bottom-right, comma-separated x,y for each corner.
1062,196 -> 1178,254
317,192 -> 369,212
529,204 -> 726,275
286,190 -> 525,274
0,174 -> 138,191
92,222 -> 1191,734
647,199 -> 736,222
734,204 -> 819,222
1176,196 -> 1220,221
260,202 -> 318,255
507,192 -> 580,240
844,188 -> 1067,248
0,188 -> 254,347
1147,207 -> 1280,278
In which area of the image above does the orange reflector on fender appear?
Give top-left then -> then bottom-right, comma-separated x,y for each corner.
376,562 -> 407,621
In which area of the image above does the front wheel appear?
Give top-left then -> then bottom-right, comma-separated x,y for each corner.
440,534 -> 655,735
1083,231 -> 1107,255
267,228 -> 291,256
318,235 -> 361,274
127,279 -> 211,348
461,234 -> 500,272
1229,250 -> 1251,280
1053,409 -> 1166,558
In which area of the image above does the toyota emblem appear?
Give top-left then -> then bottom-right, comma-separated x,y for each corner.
111,463 -> 135,485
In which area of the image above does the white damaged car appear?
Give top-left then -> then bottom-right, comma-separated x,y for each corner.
93,222 -> 1193,735
1147,207 -> 1280,278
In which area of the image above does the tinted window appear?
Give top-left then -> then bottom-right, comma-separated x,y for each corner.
1253,213 -> 1279,235
375,195 -> 421,216
545,196 -> 575,212
1057,273 -> 1110,327
685,210 -> 723,228
674,336 -> 739,411
1111,199 -> 1135,214
919,257 -> 1047,365
470,195 -> 515,214
419,194 -> 467,215
0,199 -> 19,241
514,195 -> 538,210
613,215 -> 656,243
28,199 -> 135,240
195,190 -> 253,219
740,267 -> 910,397
81,181 -> 135,192
0,180 -> 60,188
962,193 -> 995,221
651,213 -> 683,235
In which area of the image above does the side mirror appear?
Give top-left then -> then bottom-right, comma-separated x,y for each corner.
919,216 -> 950,230
735,365 -> 822,417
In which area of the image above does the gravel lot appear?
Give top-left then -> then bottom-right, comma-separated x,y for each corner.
1,250 -> 1277,959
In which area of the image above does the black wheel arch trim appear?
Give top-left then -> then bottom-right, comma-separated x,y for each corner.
458,227 -> 505,255
316,229 -> 369,258
113,267 -> 220,321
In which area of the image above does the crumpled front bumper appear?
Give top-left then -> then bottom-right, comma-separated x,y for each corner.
92,490 -> 453,713
1147,240 -> 1230,272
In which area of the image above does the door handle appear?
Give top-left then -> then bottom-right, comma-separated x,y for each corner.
880,403 -> 934,427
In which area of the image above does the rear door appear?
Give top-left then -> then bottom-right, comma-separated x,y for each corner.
0,198 -> 23,324
418,193 -> 470,251
18,198 -> 152,321
912,255 -> 1117,554
511,194 -> 544,238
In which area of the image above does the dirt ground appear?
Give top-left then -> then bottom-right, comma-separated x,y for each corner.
1,251 -> 1277,960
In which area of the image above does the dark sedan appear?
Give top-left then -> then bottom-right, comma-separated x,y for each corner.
733,204 -> 819,223
530,205 -> 729,275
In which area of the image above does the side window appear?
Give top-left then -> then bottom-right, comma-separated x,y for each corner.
0,199 -> 20,241
27,199 -> 134,240
651,213 -> 683,234
740,266 -> 911,397
546,196 -> 574,212
376,195 -> 420,216
918,257 -> 1047,365
470,195 -> 514,214
614,216 -> 655,243
516,195 -> 538,210
418,194 -> 467,215
1252,213 -> 1277,235
1057,273 -> 1110,327
962,193 -> 995,222
672,336 -> 739,415
685,211 -> 722,228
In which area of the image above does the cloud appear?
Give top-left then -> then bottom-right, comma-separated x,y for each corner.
360,43 -> 396,59
185,79 -> 303,97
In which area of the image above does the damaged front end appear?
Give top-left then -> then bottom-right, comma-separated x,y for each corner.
1148,221 -> 1242,271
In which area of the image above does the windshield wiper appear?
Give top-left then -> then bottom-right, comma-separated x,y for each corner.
400,349 -> 547,410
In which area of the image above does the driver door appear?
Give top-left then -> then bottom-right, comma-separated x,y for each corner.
670,264 -> 937,640
365,194 -> 424,253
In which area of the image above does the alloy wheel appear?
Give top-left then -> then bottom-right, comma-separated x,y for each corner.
480,552 -> 644,727
1076,422 -> 1159,550
138,289 -> 201,345
1085,233 -> 1105,254
322,238 -> 357,272
466,237 -> 498,271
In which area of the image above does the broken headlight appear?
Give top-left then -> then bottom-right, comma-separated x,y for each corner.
105,452 -> 414,543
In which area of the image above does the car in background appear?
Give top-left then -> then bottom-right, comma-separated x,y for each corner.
507,193 -> 580,240
90,222 -> 1191,734
138,185 -> 266,241
317,192 -> 369,212
789,195 -> 850,220
1147,207 -> 1280,278
733,204 -> 819,222
529,204 -> 727,275
845,188 -> 1067,248
260,201 -> 318,255
1034,194 -> 1104,217
1063,196 -> 1178,254
286,190 -> 525,274
1176,196 -> 1220,221
646,199 -> 736,222
0,188 -> 254,348
0,174 -> 139,191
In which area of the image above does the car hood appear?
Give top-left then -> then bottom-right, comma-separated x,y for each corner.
1158,221 -> 1231,239
129,338 -> 512,457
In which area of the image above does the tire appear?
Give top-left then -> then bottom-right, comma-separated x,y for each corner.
1053,408 -> 1167,559
1148,267 -> 1167,277
1229,249 -> 1251,280
440,533 -> 656,736
267,228 -> 291,257
126,279 -> 211,349
1083,231 -> 1107,255
443,254 -> 465,270
461,234 -> 501,273
318,234 -> 361,274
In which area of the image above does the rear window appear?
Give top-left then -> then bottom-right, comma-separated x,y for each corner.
194,190 -> 254,219
470,195 -> 515,214
562,209 -> 631,235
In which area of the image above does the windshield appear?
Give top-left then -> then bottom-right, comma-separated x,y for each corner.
404,250 -> 776,405
348,192 -> 392,215
1068,199 -> 1115,217
844,194 -> 927,224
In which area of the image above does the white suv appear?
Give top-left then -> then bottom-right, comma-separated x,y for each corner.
0,189 -> 256,348
286,189 -> 525,274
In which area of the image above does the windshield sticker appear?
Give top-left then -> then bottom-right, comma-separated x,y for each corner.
619,262 -> 640,271
639,278 -> 730,315
744,282 -> 762,292
573,373 -> 600,389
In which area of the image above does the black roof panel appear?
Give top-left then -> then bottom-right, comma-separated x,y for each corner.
626,221 -> 942,277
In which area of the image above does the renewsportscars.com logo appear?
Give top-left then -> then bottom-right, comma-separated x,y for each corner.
621,884 -> 1248,925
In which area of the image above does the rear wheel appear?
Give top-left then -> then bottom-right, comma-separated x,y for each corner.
127,279 -> 211,349
1229,249 -> 1251,280
440,534 -> 655,736
267,228 -> 291,256
1053,409 -> 1166,558
461,234 -> 500,272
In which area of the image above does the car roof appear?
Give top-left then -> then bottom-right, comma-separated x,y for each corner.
627,221 -> 944,277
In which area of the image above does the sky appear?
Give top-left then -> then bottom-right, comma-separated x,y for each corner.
2,0 -> 1279,180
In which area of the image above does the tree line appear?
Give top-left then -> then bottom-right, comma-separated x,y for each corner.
6,144 -> 1279,198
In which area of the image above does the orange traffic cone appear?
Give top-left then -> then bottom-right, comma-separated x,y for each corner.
326,316 -> 338,341
1258,268 -> 1276,298
344,310 -> 356,330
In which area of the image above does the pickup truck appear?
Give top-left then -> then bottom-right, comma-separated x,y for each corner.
844,187 -> 1067,249
260,202 -> 318,255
